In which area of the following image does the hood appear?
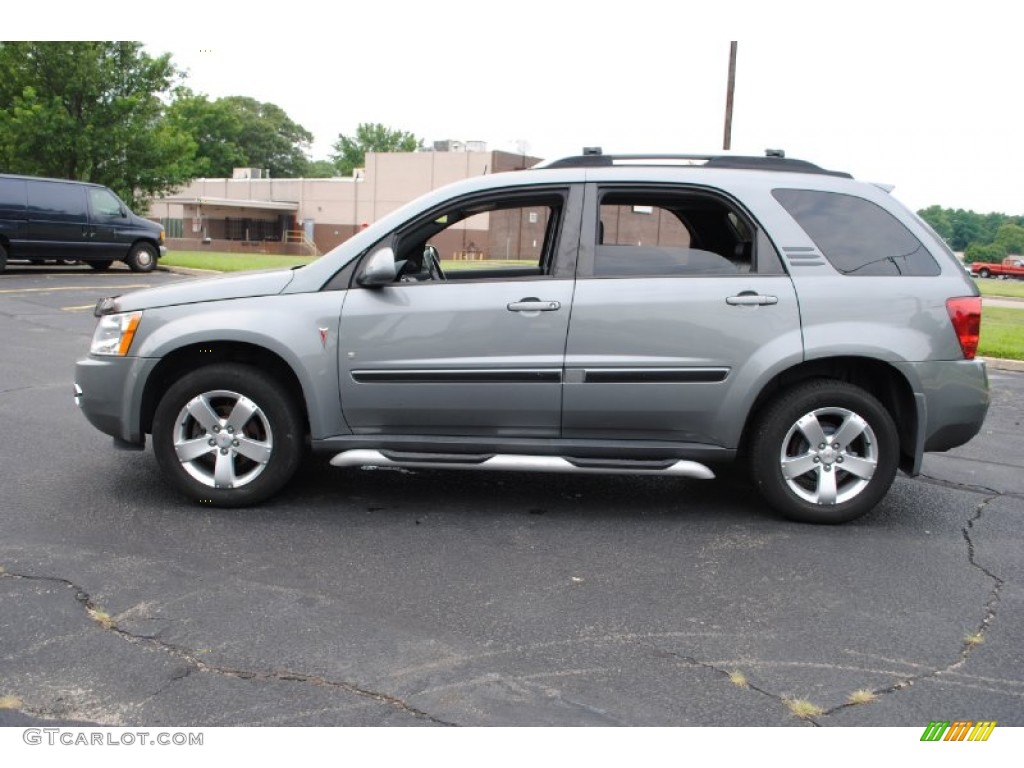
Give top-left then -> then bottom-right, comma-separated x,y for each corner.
112,268 -> 298,312
129,211 -> 163,234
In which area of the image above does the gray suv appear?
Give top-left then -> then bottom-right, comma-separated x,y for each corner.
74,152 -> 989,523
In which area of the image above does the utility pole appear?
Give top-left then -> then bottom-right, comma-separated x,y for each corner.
723,41 -> 738,150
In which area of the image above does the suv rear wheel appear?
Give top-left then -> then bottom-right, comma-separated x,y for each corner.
152,364 -> 304,507
750,379 -> 899,524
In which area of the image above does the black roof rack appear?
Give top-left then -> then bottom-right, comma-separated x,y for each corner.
538,150 -> 851,178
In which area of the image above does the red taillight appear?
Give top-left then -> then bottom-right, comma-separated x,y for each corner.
946,297 -> 981,360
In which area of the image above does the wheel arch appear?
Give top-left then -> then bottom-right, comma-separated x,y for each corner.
140,341 -> 309,438
129,236 -> 161,252
739,356 -> 918,473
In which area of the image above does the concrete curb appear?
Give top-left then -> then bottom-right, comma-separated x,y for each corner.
158,265 -> 221,276
983,357 -> 1024,372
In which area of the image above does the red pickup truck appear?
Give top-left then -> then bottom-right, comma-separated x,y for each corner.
971,256 -> 1024,279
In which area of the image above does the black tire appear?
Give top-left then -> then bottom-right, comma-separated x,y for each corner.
126,242 -> 157,273
88,260 -> 113,271
152,364 -> 304,507
749,379 -> 899,524
0,242 -> 7,273
978,267 -> 991,278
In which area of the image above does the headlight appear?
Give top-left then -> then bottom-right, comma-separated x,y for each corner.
90,311 -> 143,356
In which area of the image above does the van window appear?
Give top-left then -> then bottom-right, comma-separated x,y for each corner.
89,187 -> 123,218
0,177 -> 27,209
27,181 -> 87,220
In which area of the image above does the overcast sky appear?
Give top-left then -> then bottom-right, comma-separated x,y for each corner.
19,1 -> 1024,214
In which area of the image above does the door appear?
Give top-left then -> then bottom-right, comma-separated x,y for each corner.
561,184 -> 804,447
87,186 -> 131,260
338,186 -> 582,437
26,180 -> 90,260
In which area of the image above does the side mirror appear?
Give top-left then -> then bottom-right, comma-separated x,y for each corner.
357,247 -> 397,287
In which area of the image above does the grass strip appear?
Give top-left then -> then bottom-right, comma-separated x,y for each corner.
975,278 -> 1024,299
980,306 -> 1024,360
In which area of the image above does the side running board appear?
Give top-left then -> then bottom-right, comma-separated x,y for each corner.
329,449 -> 715,479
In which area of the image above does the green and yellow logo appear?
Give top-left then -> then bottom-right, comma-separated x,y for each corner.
920,721 -> 997,741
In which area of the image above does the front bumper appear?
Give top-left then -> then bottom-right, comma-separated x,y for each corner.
74,355 -> 155,447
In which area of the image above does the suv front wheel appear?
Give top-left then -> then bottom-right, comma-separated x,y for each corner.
750,379 -> 899,524
152,364 -> 304,507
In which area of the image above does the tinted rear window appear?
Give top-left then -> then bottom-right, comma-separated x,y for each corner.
772,189 -> 939,276
0,178 -> 27,209
27,181 -> 87,219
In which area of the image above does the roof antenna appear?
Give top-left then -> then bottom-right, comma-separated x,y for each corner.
582,147 -> 603,156
765,149 -> 786,158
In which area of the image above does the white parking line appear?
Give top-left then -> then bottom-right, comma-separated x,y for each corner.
0,284 -> 152,295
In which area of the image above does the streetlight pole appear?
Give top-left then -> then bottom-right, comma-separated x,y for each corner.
723,41 -> 738,151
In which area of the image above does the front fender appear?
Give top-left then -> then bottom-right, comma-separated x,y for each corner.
131,292 -> 349,439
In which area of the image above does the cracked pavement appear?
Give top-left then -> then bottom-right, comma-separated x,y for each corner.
1,267 -> 1022,727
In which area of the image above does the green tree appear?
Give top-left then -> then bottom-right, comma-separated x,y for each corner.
994,222 -> 1024,256
217,96 -> 313,178
304,159 -> 339,178
948,209 -> 982,252
330,122 -> 422,176
166,89 -> 247,178
918,205 -> 952,243
168,93 -> 314,178
0,41 -> 196,210
918,206 -> 1024,254
964,242 -> 1006,264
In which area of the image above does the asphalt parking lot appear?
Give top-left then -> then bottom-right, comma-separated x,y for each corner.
1,263 -> 1022,727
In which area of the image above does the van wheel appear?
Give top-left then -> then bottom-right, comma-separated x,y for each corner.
88,260 -> 113,271
126,243 -> 157,273
749,379 -> 899,524
152,364 -> 304,507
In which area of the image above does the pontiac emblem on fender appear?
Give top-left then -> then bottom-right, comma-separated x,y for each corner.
318,327 -> 329,347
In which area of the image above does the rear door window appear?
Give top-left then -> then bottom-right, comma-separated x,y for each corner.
582,188 -> 784,277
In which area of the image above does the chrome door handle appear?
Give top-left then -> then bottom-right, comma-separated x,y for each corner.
507,299 -> 561,312
726,293 -> 778,306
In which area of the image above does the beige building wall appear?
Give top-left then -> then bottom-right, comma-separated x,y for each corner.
151,152 -> 710,261
150,150 -> 540,253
